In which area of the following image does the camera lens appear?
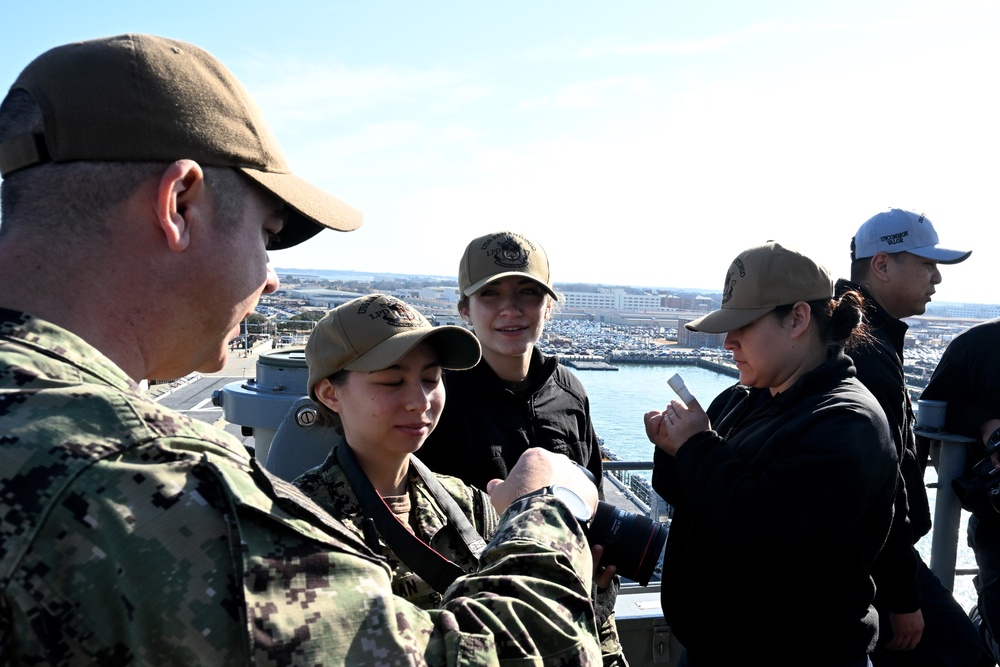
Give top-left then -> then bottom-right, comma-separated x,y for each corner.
587,501 -> 668,586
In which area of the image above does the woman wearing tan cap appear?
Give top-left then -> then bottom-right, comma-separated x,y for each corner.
292,294 -> 499,610
645,241 -> 898,666
418,231 -> 602,500
416,230 -> 625,665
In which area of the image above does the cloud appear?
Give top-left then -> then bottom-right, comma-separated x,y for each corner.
233,52 -> 490,126
516,75 -> 657,112
260,2 -> 1000,304
576,21 -> 784,59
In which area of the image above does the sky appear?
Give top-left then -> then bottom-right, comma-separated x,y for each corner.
2,1 -> 998,303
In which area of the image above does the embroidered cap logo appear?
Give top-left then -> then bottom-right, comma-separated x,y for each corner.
489,234 -> 531,270
357,295 -> 425,329
722,269 -> 737,304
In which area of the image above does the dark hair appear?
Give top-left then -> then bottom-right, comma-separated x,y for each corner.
313,369 -> 351,434
203,167 -> 253,231
849,250 -> 907,283
1,91 -> 154,235
771,289 -> 871,351
849,257 -> 870,283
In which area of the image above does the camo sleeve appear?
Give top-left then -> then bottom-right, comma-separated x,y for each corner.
418,493 -> 603,666
3,436 -> 601,666
0,310 -> 601,666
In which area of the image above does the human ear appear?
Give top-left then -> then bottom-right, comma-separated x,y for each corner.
789,301 -> 812,338
870,253 -> 892,283
155,160 -> 207,252
314,378 -> 343,414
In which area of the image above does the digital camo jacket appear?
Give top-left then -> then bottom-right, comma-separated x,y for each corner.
0,308 -> 601,666
293,448 -> 500,610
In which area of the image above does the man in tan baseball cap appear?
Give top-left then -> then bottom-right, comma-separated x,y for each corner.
0,34 -> 604,665
0,33 -> 362,248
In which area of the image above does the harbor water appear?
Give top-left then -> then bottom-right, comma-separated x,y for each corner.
573,362 -> 979,614
579,363 -> 735,463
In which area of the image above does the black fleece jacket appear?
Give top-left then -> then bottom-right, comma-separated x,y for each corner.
838,279 -> 929,614
922,318 -> 1000,478
652,350 -> 897,664
417,347 -> 604,494
415,348 -> 617,634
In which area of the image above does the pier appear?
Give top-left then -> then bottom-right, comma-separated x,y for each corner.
559,352 -> 740,378
562,359 -> 619,371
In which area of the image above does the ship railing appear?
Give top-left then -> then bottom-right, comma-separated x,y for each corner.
603,431 -> 977,594
599,459 -> 679,664
606,439 -> 977,666
917,427 -> 978,589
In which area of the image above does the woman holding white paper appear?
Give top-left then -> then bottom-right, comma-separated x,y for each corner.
646,241 -> 897,667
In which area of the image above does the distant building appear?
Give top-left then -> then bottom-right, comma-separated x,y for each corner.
676,317 -> 726,349
692,295 -> 715,312
560,287 -> 718,313
621,292 -> 666,309
929,303 -> 1000,319
561,290 -> 618,309
663,294 -> 716,311
562,287 -> 665,311
287,288 -> 365,308
418,286 -> 460,303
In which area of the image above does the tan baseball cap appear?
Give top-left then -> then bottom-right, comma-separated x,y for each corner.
686,241 -> 834,334
458,230 -> 558,299
0,33 -> 362,249
306,294 -> 481,400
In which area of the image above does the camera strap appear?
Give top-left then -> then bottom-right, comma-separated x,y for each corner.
409,454 -> 488,559
334,444 -> 483,594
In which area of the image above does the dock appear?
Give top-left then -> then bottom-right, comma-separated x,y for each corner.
564,359 -> 619,371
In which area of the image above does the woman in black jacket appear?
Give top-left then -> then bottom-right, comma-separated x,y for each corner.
417,230 -> 603,492
646,241 -> 898,667
416,230 -> 623,665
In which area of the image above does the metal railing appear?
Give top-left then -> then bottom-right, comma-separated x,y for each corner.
603,437 -> 977,592
606,442 -> 979,667
917,428 -> 978,589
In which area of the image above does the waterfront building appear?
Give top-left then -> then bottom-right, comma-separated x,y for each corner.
662,294 -> 715,311
561,287 -> 714,312
561,289 -> 618,309
417,285 -> 459,302
929,302 -> 1000,319
676,317 -> 725,349
284,287 -> 365,309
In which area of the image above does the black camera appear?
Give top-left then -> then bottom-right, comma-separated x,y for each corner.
952,462 -> 1000,516
575,464 -> 668,586
952,431 -> 1000,516
585,500 -> 668,586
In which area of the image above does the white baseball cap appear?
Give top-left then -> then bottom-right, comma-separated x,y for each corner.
851,209 -> 971,264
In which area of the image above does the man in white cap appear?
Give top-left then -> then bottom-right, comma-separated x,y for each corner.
836,208 -> 981,667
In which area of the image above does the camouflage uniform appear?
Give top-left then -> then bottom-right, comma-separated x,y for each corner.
0,308 -> 602,666
293,450 -> 500,610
